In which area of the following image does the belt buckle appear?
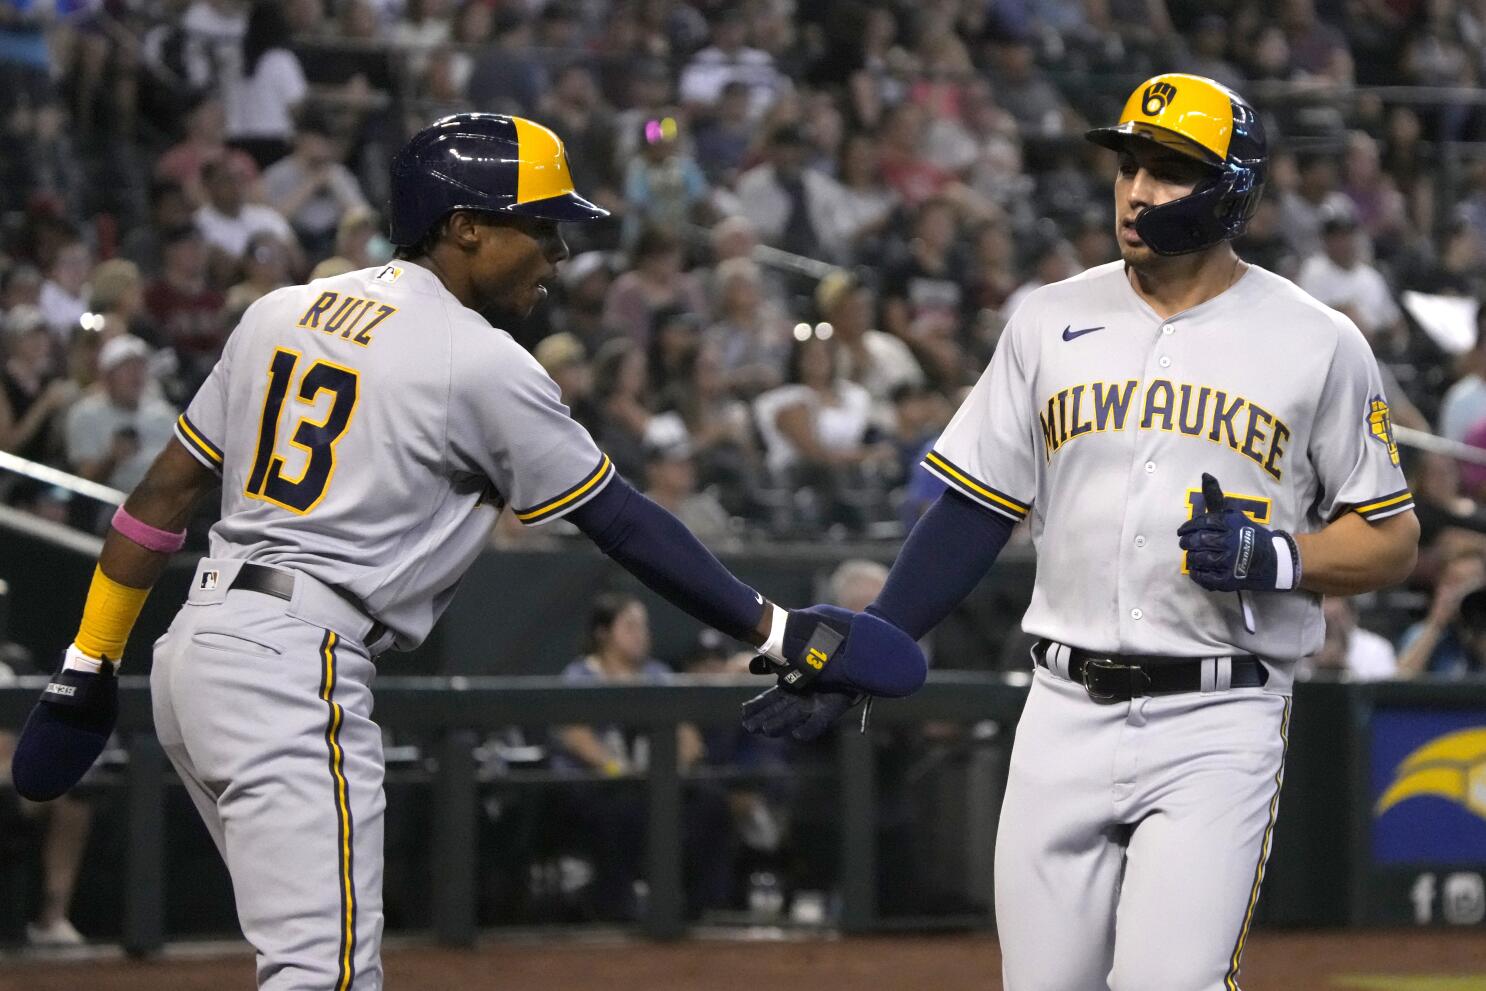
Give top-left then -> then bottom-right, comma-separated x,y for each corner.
1081,658 -> 1151,704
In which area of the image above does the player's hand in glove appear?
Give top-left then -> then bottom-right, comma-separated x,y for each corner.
1178,473 -> 1301,593
741,604 -> 925,741
11,644 -> 119,802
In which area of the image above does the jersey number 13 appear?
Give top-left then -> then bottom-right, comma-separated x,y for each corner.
246,347 -> 360,514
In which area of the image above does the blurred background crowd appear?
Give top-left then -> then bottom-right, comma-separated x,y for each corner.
3,0 -> 1486,944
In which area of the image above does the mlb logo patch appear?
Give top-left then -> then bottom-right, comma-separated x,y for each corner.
200,570 -> 219,591
374,264 -> 403,284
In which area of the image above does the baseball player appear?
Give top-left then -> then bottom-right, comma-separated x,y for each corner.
9,113 -> 925,988
745,74 -> 1419,989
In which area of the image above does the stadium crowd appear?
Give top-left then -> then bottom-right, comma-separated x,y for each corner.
1,0 -> 1485,670
3,0 -> 1486,944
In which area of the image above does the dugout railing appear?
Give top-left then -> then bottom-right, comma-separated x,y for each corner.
4,675 -> 1486,956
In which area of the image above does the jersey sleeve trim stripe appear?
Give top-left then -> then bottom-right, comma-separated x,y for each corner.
174,415 -> 224,472
1353,489 -> 1414,521
514,454 -> 615,524
921,450 -> 1030,520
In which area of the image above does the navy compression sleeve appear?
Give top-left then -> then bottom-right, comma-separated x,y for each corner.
568,475 -> 765,643
869,489 -> 1016,640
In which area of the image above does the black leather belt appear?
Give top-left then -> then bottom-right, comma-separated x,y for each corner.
1034,638 -> 1267,704
230,563 -> 389,647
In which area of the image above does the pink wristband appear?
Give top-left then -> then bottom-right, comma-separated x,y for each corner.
111,506 -> 187,554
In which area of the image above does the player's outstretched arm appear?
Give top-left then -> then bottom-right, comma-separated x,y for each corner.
743,488 -> 1017,741
11,440 -> 219,801
566,474 -> 927,698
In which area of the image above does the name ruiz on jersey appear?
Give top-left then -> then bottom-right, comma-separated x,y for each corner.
1038,379 -> 1292,480
296,291 -> 398,347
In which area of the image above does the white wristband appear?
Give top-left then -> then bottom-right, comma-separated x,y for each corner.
63,642 -> 106,674
759,604 -> 790,662
1272,535 -> 1297,591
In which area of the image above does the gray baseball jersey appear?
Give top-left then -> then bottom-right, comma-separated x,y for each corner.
923,260 -> 1412,668
173,261 -> 614,649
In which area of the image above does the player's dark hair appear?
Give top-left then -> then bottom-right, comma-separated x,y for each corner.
585,592 -> 641,654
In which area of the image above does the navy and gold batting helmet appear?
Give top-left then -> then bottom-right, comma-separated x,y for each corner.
388,113 -> 609,246
1086,73 -> 1267,256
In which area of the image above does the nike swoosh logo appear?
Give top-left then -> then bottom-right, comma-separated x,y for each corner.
1062,324 -> 1105,341
754,592 -> 764,604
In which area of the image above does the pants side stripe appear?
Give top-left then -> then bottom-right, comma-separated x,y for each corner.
1224,696 -> 1292,991
319,630 -> 356,991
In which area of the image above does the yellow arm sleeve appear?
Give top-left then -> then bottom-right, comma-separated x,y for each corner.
74,565 -> 152,664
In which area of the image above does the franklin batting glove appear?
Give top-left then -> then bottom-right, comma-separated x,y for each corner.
1178,473 -> 1301,593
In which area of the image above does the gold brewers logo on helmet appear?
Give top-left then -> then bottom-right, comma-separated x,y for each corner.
1086,73 -> 1268,256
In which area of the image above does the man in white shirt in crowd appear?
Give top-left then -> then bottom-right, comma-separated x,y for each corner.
816,269 -> 924,426
261,113 -> 369,259
1440,305 -> 1486,443
1297,202 -> 1404,342
732,125 -> 849,262
195,158 -> 303,275
679,7 -> 789,120
64,335 -> 177,494
39,239 -> 92,340
1300,595 -> 1399,681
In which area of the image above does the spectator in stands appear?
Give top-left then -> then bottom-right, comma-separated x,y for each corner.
195,157 -> 301,278
680,7 -> 788,120
875,101 -> 958,208
63,334 -> 175,493
1235,197 -> 1301,280
590,337 -> 657,482
144,226 -> 227,391
662,339 -> 758,514
0,306 -> 72,463
1342,130 -> 1409,252
1277,151 -> 1353,260
620,116 -> 711,249
534,332 -> 594,425
612,58 -> 675,165
642,438 -> 732,542
155,95 -> 262,209
1,264 -> 43,313
1281,0 -> 1353,84
465,9 -> 544,115
881,197 -> 967,340
704,257 -> 789,398
545,250 -> 614,348
834,132 -> 899,262
261,113 -> 369,260
1296,203 -> 1405,344
601,226 -> 707,345
965,217 -> 1020,324
388,0 -> 451,77
1382,105 -> 1437,239
87,259 -> 152,346
816,269 -> 923,424
310,206 -> 386,279
1397,550 -> 1486,678
1440,307 -> 1486,444
122,181 -> 196,278
537,63 -> 620,209
693,80 -> 754,185
647,306 -> 702,402
1181,14 -> 1246,92
1301,596 -> 1399,681
981,30 -> 1077,136
755,329 -> 891,527
225,231 -> 293,317
732,124 -> 850,262
1003,231 -> 1080,319
223,0 -> 308,168
0,712 -> 96,948
39,238 -> 92,340
553,594 -> 733,920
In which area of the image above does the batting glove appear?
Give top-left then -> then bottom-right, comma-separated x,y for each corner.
1178,473 -> 1301,593
11,644 -> 118,802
